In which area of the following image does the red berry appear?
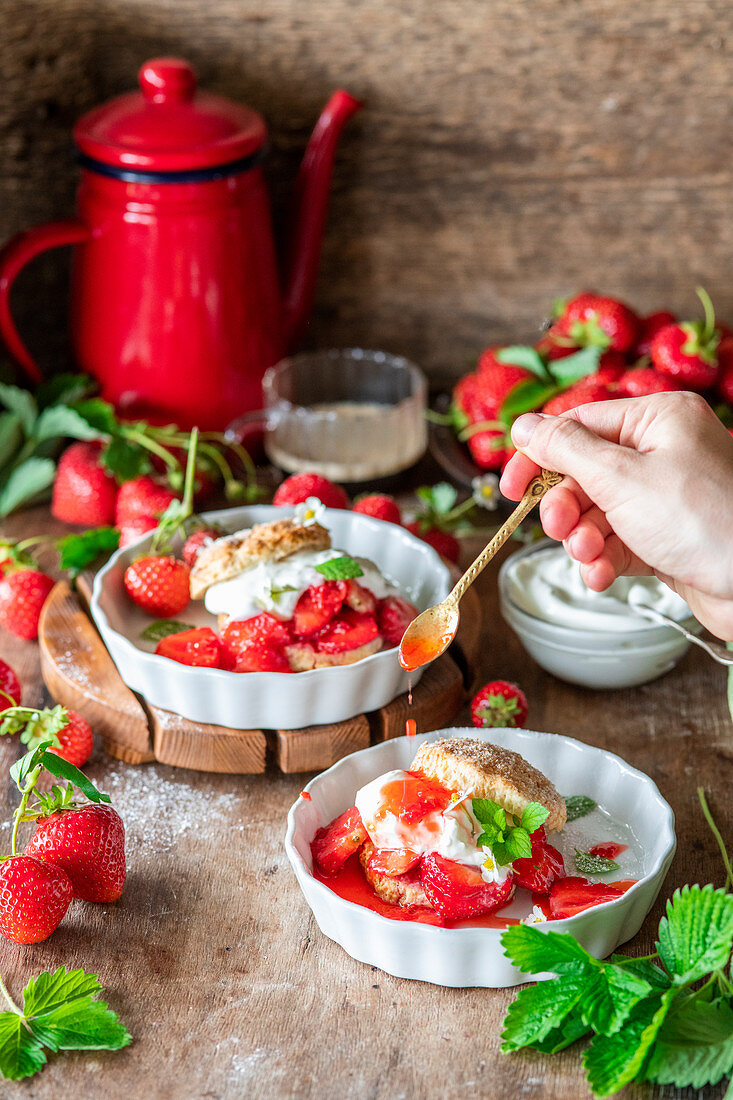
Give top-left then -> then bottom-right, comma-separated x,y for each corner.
182,528 -> 220,568
452,374 -> 484,424
651,323 -> 719,390
633,310 -> 677,359
273,473 -> 349,510
118,515 -> 160,548
115,475 -> 177,526
366,847 -> 420,876
156,626 -> 224,668
471,680 -> 528,728
420,852 -> 514,921
467,428 -> 509,470
511,827 -> 566,894
310,806 -> 367,876
594,349 -> 627,384
405,522 -> 460,563
352,495 -> 402,525
292,581 -> 348,637
49,710 -> 94,768
377,595 -> 418,647
0,569 -> 54,640
314,609 -> 379,654
0,658 -> 21,712
561,294 -> 639,354
616,368 -> 680,399
231,639 -> 292,673
542,379 -> 613,416
716,336 -> 733,405
25,804 -> 126,903
124,555 -> 191,617
221,613 -> 292,653
344,580 -> 377,615
51,441 -> 118,526
548,875 -> 624,920
475,360 -> 531,407
0,856 -> 72,943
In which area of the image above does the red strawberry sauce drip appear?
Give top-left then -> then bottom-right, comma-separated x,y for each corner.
405,719 -> 417,738
300,791 -> 312,801
374,771 -> 452,824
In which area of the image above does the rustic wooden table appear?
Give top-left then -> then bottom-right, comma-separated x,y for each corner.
0,505 -> 730,1100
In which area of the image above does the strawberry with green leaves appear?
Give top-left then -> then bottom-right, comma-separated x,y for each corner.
555,293 -> 639,354
0,703 -> 94,768
406,482 -> 478,563
471,680 -> 528,728
651,287 -> 721,390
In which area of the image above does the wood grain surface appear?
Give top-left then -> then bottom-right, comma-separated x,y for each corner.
0,505 -> 729,1098
2,1 -> 733,385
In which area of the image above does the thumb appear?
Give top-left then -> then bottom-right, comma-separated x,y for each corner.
510,412 -> 639,504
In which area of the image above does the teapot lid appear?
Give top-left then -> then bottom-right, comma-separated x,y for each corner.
74,58 -> 267,173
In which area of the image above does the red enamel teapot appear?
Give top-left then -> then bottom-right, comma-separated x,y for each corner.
0,58 -> 361,428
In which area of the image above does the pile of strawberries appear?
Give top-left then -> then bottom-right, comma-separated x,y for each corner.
454,288 -> 733,470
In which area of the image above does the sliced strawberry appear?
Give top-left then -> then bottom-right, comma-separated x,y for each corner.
232,639 -> 292,673
548,875 -> 624,919
314,609 -> 379,654
220,613 -> 292,660
155,627 -> 223,668
292,581 -> 348,636
377,595 -> 418,647
310,806 -> 368,876
511,827 -> 566,894
344,580 -> 377,615
421,852 -> 514,921
366,848 -> 421,877
588,842 -> 627,861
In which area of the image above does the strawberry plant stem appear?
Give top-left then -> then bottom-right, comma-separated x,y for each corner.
696,286 -> 716,344
698,786 -> 733,889
0,974 -> 22,1016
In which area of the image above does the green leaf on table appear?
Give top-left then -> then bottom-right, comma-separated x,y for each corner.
501,973 -> 589,1051
575,849 -> 620,876
0,457 -> 56,517
30,997 -> 130,1052
645,997 -> 733,1089
102,436 -> 151,482
547,345 -> 603,385
22,967 -> 101,1018
563,794 -> 596,822
69,398 -> 118,436
657,884 -> 733,985
496,345 -> 552,381
56,527 -> 120,577
583,989 -> 676,1098
501,922 -> 594,976
499,378 -> 558,421
315,556 -> 364,581
532,1010 -> 591,1054
0,412 -> 23,471
140,619 -> 195,642
0,1012 -> 46,1081
0,381 -> 37,435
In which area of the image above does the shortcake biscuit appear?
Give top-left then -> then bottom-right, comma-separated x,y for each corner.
359,841 -> 431,908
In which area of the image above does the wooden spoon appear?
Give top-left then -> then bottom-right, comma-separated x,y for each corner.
399,469 -> 563,671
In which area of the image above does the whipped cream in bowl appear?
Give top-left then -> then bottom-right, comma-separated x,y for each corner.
498,540 -> 702,690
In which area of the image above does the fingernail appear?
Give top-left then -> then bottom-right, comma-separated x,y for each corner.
511,413 -> 543,448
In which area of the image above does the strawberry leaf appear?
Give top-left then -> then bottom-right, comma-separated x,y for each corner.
547,345 -> 603,384
495,346 -> 551,381
35,373 -> 94,410
0,413 -> 23,471
501,973 -> 589,1051
501,923 -> 594,976
0,1013 -> 47,1080
583,990 -> 676,1097
101,437 -> 152,482
499,379 -> 558,421
68,399 -> 118,436
22,968 -> 101,1018
645,997 -> 733,1089
35,750 -> 111,805
0,457 -> 56,517
29,997 -> 130,1052
657,885 -> 733,985
0,382 -> 37,435
416,482 -> 457,515
33,405 -> 105,444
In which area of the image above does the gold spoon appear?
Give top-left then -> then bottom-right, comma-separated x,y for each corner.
399,468 -> 563,671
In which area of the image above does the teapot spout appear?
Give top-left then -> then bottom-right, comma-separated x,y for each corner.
283,90 -> 362,352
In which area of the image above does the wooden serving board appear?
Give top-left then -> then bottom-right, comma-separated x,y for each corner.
38,575 -> 481,775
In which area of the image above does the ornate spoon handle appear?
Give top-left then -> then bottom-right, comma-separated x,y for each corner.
449,469 -> 562,603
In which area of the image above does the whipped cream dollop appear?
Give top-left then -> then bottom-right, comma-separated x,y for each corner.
354,769 -> 510,887
203,543 -> 398,621
505,546 -> 691,633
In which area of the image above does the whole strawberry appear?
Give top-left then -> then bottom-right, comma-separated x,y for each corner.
352,495 -> 402,525
633,310 -> 677,359
118,515 -> 160,548
0,658 -> 21,712
651,288 -> 720,390
405,522 -> 460,563
471,680 -> 528,728
559,294 -> 639,354
617,368 -> 680,399
0,569 -> 54,640
51,441 -> 118,527
115,475 -> 177,526
273,472 -> 349,510
542,379 -> 613,416
182,527 -> 220,567
467,429 -> 509,471
0,704 -> 94,767
0,856 -> 72,943
26,804 -> 126,903
124,555 -> 191,617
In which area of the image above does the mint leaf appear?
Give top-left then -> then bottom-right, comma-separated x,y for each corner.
140,619 -> 194,642
56,527 -> 120,578
583,990 -> 676,1097
501,973 -> 589,1051
37,751 -> 111,805
564,794 -> 596,822
22,967 -> 101,1018
646,997 -> 733,1089
496,346 -> 551,381
657,884 -> 733,985
102,437 -> 151,482
505,829 -> 533,860
501,923 -> 594,976
521,802 -> 550,834
0,457 -> 56,517
0,382 -> 37,435
0,1012 -> 46,1081
547,345 -> 603,385
315,556 -> 364,581
575,849 -> 620,876
34,405 -> 105,444
30,997 -> 130,1052
499,379 -> 558,421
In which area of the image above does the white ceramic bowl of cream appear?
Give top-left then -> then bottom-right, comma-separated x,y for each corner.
91,506 -> 451,730
498,540 -> 702,690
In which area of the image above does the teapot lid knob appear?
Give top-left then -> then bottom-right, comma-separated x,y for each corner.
139,58 -> 197,104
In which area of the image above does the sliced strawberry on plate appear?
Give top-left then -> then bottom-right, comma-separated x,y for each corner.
588,842 -> 627,860
221,613 -> 292,658
548,875 -> 624,919
231,639 -> 292,673
377,595 -> 418,647
421,853 -> 514,920
511,827 -> 566,894
366,847 -> 421,877
292,581 -> 348,636
344,580 -> 377,615
155,627 -> 223,668
314,609 -> 379,654
310,806 -> 368,875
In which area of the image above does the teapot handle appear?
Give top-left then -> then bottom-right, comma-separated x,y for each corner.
0,220 -> 90,383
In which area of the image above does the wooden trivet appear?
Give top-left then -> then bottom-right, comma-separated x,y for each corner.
38,575 -> 481,775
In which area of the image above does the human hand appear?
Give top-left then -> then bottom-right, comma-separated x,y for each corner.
499,391 -> 733,640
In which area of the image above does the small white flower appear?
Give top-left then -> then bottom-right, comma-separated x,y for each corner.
472,473 -> 500,511
521,905 -> 548,926
293,497 -> 326,527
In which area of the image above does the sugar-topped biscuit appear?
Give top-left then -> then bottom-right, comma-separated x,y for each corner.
189,518 -> 331,599
411,736 -> 566,833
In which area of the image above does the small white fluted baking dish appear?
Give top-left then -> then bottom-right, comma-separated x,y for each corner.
90,506 -> 452,729
285,726 -> 676,987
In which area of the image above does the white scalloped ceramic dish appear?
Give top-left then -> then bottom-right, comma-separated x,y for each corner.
285,727 -> 676,987
90,506 -> 452,729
